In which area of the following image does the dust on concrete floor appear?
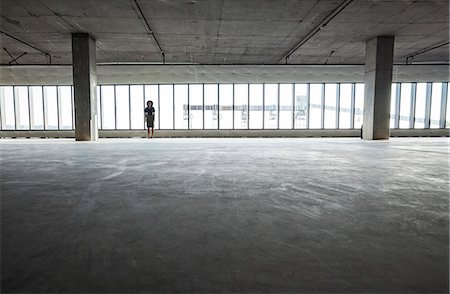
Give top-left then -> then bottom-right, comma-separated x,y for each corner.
1,138 -> 448,293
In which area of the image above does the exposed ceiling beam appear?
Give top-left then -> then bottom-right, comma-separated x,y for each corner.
278,0 -> 353,64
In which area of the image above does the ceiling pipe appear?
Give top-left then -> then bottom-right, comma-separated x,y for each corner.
3,47 -> 18,64
278,0 -> 354,64
10,52 -> 28,65
3,48 -> 28,65
0,30 -> 51,64
324,50 -> 335,65
131,0 -> 166,64
405,41 -> 449,64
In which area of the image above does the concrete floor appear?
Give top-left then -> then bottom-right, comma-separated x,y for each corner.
1,138 -> 448,293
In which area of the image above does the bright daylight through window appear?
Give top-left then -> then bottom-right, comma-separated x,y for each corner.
0,82 -> 448,131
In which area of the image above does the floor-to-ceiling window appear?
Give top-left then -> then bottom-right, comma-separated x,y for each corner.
100,85 -> 115,130
57,86 -> 73,130
130,85 -> 144,130
430,83 -> 443,129
115,85 -> 130,130
204,84 -> 218,129
188,84 -> 203,129
219,84 -> 233,129
43,86 -> 58,130
354,84 -> 364,129
399,83 -> 412,129
0,86 -> 15,130
309,84 -> 323,129
324,83 -> 338,129
339,83 -> 352,129
14,86 -> 30,130
249,84 -> 263,129
264,84 -> 278,129
1,82 -> 448,132
174,84 -> 188,130
390,83 -> 399,129
29,86 -> 44,130
234,84 -> 248,129
294,84 -> 308,129
159,85 -> 173,129
446,88 -> 450,128
414,83 -> 428,128
279,84 -> 293,129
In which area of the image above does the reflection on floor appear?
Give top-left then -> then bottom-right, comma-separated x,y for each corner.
1,138 -> 448,293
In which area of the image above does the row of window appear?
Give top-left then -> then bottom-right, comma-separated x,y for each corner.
0,83 -> 448,131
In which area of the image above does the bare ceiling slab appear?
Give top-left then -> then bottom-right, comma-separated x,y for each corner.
0,0 -> 448,65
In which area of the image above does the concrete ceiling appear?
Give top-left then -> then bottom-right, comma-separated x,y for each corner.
0,0 -> 448,65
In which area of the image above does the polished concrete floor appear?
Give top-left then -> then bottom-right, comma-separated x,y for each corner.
1,138 -> 448,293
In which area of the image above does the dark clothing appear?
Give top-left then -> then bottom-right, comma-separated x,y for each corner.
145,106 -> 155,128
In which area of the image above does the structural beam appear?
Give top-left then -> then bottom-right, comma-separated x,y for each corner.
72,33 -> 98,141
363,36 -> 394,140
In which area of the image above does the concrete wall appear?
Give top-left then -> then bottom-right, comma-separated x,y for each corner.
0,64 -> 448,85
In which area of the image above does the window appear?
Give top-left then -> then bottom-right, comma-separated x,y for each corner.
264,84 -> 278,129
309,84 -> 323,129
115,85 -> 130,129
249,84 -> 263,129
130,85 -> 144,129
204,84 -> 218,129
234,84 -> 248,129
294,84 -> 308,129
339,84 -> 352,129
97,86 -> 101,128
430,83 -> 442,128
188,84 -> 202,129
58,86 -> 73,129
354,84 -> 364,129
446,87 -> 450,128
159,85 -> 173,129
324,83 -> 338,129
0,86 -> 15,130
14,86 -> 30,130
174,85 -> 188,129
399,83 -> 412,129
44,86 -> 58,130
219,84 -> 233,129
72,87 -> 76,129
279,84 -> 293,129
29,86 -> 44,130
414,83 -> 427,128
145,85 -> 159,129
2,82 -> 448,133
101,86 -> 115,129
390,84 -> 398,128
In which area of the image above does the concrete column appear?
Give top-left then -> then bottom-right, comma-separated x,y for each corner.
363,36 -> 394,140
72,33 -> 98,141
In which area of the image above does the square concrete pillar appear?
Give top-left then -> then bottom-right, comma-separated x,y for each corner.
72,33 -> 98,141
363,36 -> 394,140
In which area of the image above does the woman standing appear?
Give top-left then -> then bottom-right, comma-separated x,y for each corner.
145,100 -> 155,139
